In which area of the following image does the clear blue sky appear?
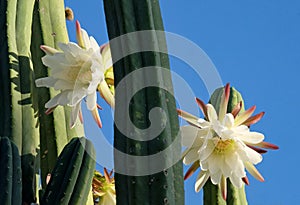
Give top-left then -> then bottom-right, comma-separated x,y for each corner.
65,1 -> 299,204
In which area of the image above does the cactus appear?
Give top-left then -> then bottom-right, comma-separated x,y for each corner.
203,86 -> 248,205
0,137 -> 22,205
1,0 -> 85,203
104,0 -> 184,204
31,0 -> 85,190
41,137 -> 96,205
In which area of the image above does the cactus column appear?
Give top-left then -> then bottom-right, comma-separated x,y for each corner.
203,86 -> 248,205
104,0 -> 184,204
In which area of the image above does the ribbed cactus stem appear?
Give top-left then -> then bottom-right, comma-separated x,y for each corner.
203,86 -> 248,205
104,0 -> 184,204
41,137 -> 96,205
0,137 -> 22,205
31,0 -> 84,189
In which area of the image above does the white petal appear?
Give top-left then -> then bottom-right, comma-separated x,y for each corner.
207,154 -> 221,175
244,146 -> 263,164
181,126 -> 199,147
199,139 -> 215,161
210,170 -> 222,185
225,152 -> 238,173
221,154 -> 233,177
80,29 -> 91,49
242,132 -> 265,144
35,77 -> 56,88
195,171 -> 210,192
207,104 -> 218,122
70,102 -> 81,128
223,113 -> 234,128
54,80 -> 74,90
86,92 -> 97,110
58,42 -> 81,58
45,91 -> 69,108
183,148 -> 199,165
229,173 -> 243,188
42,54 -> 66,69
89,36 -> 100,51
233,125 -> 249,133
70,88 -> 86,106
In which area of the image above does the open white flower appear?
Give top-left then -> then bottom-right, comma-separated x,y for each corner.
178,83 -> 278,199
35,21 -> 113,128
93,169 -> 116,205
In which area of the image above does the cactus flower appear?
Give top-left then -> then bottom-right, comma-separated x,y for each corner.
93,169 -> 116,205
178,83 -> 278,199
35,21 -> 113,128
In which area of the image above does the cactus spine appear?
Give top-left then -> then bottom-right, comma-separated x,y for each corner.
204,86 -> 248,205
41,137 -> 96,205
0,137 -> 22,205
104,0 -> 184,204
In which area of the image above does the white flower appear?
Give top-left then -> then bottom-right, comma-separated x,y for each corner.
178,83 -> 278,199
93,169 -> 116,205
35,21 -> 113,128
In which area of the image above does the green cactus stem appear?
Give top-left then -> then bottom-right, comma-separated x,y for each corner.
104,0 -> 184,204
41,137 -> 96,205
31,0 -> 84,190
203,86 -> 248,205
0,137 -> 22,205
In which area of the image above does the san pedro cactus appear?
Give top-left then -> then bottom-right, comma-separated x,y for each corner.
0,137 -> 22,205
104,0 -> 184,204
203,86 -> 247,205
1,0 -> 85,203
41,137 -> 96,205
31,0 -> 85,190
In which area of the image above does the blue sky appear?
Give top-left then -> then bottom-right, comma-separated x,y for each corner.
66,1 -> 299,204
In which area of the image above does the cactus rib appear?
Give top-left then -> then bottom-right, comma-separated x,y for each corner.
104,0 -> 184,204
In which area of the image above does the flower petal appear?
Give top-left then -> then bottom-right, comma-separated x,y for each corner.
45,91 -> 69,108
234,105 -> 256,126
244,146 -> 263,164
207,104 -> 218,122
181,126 -> 199,147
238,131 -> 265,144
244,161 -> 264,182
195,171 -> 210,192
86,92 -> 97,110
195,97 -> 208,119
98,80 -> 115,108
220,175 -> 227,200
218,83 -> 230,121
70,102 -> 81,128
184,161 -> 200,180
210,170 -> 222,185
183,148 -> 199,165
229,173 -> 243,188
223,113 -> 234,128
35,77 -> 56,88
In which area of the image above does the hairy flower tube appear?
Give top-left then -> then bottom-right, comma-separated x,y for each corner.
35,21 -> 113,128
178,83 -> 278,199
